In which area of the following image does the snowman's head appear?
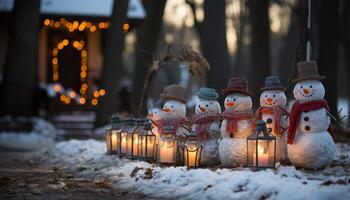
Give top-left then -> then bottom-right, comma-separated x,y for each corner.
224,93 -> 252,111
260,90 -> 287,107
293,80 -> 325,101
162,100 -> 186,118
195,100 -> 221,116
147,108 -> 164,121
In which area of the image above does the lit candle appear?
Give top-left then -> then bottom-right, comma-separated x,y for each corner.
254,145 -> 269,166
159,141 -> 174,163
111,131 -> 117,152
132,135 -> 139,156
121,133 -> 127,154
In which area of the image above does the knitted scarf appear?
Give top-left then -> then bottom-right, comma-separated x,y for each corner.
153,117 -> 189,135
221,110 -> 252,134
288,99 -> 333,144
192,114 -> 221,140
255,106 -> 287,136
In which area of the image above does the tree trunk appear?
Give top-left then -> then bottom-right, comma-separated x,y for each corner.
0,0 -> 40,117
95,0 -> 129,127
278,3 -> 301,85
202,0 -> 230,101
343,0 -> 350,125
131,0 -> 167,115
248,0 -> 270,107
318,0 -> 340,113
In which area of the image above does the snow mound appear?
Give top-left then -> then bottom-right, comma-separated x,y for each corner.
0,118 -> 56,150
41,139 -> 350,199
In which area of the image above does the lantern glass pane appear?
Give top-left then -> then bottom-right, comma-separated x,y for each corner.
158,134 -> 177,164
267,139 -> 276,166
119,131 -> 128,155
105,131 -> 111,153
257,139 -> 269,167
247,139 -> 256,167
139,130 -> 156,160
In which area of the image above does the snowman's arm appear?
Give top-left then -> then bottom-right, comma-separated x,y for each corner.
326,110 -> 346,127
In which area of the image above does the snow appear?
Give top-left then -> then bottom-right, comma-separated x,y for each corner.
0,118 -> 55,150
1,120 -> 349,199
40,139 -> 350,199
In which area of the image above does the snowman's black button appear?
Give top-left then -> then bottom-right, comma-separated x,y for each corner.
304,116 -> 309,121
229,133 -> 234,138
266,118 -> 273,124
305,125 -> 310,131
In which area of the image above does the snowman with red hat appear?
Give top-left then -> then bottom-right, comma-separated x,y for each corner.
192,87 -> 221,166
219,77 -> 254,167
287,61 -> 335,169
255,76 -> 289,163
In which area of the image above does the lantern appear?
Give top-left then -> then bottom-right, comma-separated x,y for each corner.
138,121 -> 157,162
126,118 -> 147,160
158,126 -> 179,165
247,120 -> 276,169
179,134 -> 202,167
105,114 -> 124,154
117,118 -> 134,157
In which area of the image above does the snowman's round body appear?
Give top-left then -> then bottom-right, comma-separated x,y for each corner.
287,80 -> 335,169
219,93 -> 253,167
259,90 -> 289,163
161,100 -> 189,138
192,99 -> 221,166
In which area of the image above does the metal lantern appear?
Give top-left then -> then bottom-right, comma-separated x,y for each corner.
179,133 -> 202,167
138,121 -> 157,162
126,118 -> 147,160
157,126 -> 179,165
105,114 -> 124,154
117,118 -> 135,157
247,120 -> 276,169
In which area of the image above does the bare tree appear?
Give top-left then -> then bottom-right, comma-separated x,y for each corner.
248,0 -> 270,106
131,0 -> 167,114
95,0 -> 129,127
0,0 -> 40,117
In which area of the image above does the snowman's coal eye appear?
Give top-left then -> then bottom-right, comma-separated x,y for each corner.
300,86 -> 303,89
310,85 -> 313,88
233,98 -> 236,101
171,106 -> 174,108
273,95 -> 276,98
265,95 -> 267,98
206,105 -> 208,107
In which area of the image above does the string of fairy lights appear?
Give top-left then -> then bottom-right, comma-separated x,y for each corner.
43,18 -> 116,106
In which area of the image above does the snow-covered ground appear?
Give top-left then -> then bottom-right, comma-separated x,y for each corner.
38,139 -> 350,200
1,117 -> 349,199
0,118 -> 56,150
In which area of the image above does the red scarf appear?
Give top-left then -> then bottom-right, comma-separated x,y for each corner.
192,114 -> 221,140
255,106 -> 287,136
221,110 -> 252,134
153,117 -> 189,135
288,99 -> 333,144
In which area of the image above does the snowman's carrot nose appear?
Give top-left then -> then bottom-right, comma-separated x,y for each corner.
199,106 -> 206,112
163,108 -> 170,112
303,88 -> 310,94
226,101 -> 234,107
266,97 -> 273,103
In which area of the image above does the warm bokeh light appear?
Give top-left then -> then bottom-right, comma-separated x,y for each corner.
54,84 -> 61,92
79,98 -> 86,104
93,91 -> 100,98
99,89 -> 106,96
123,23 -> 130,32
91,98 -> 98,106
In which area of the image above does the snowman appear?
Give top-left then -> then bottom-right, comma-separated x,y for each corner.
287,61 -> 335,169
192,87 -> 221,166
219,77 -> 254,167
255,76 -> 289,163
147,107 -> 164,144
157,84 -> 189,138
